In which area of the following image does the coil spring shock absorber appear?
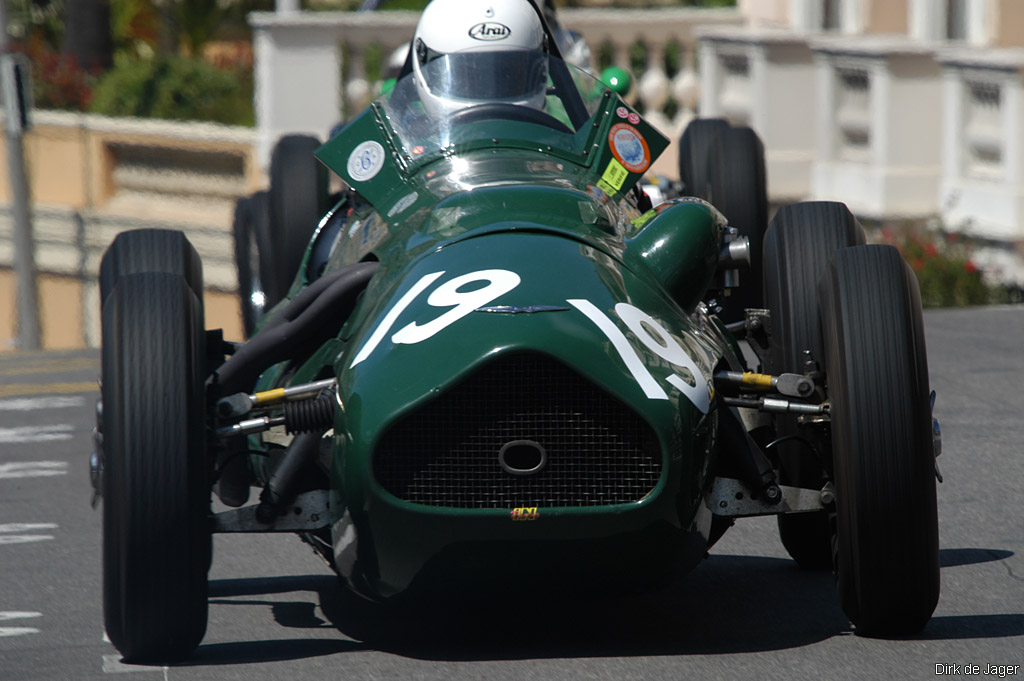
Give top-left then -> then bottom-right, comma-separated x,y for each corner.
284,391 -> 335,434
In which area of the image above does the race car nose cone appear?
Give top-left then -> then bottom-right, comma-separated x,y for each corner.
498,439 -> 547,476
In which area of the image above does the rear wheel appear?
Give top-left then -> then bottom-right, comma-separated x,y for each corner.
762,202 -> 865,569
706,125 -> 768,322
101,272 -> 210,662
678,117 -> 729,200
232,191 -> 272,336
819,244 -> 939,636
267,134 -> 328,302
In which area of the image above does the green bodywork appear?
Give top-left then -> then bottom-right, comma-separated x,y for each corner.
252,61 -> 737,599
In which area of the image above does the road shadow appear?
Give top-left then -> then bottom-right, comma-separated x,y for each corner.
939,548 -> 1014,568
319,554 -> 851,659
174,575 -> 367,666
183,546 -> 1022,665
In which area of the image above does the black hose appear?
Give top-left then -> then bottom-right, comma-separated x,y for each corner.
255,430 -> 323,524
211,261 -> 379,397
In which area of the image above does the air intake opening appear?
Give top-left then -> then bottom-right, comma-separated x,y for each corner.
499,440 -> 547,476
374,353 -> 661,508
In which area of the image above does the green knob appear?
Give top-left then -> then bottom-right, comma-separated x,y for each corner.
601,66 -> 632,96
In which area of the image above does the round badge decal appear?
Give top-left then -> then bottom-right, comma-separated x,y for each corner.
608,123 -> 650,174
347,141 -> 385,182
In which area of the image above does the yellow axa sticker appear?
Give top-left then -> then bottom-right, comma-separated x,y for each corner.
598,158 -> 630,196
510,507 -> 539,521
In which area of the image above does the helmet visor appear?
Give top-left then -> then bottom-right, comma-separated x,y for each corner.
420,50 -> 549,103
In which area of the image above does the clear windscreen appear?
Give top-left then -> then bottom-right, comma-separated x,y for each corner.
379,55 -> 610,168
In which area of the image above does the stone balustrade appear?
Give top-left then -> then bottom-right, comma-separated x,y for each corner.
249,7 -> 743,168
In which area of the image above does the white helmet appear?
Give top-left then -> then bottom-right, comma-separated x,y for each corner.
412,0 -> 549,118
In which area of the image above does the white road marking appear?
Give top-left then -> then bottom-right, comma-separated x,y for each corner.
0,627 -> 40,637
0,461 -> 69,479
0,424 -> 74,443
0,611 -> 41,638
0,523 -> 58,533
102,655 -> 167,675
0,535 -> 54,545
0,396 -> 85,411
0,522 -> 57,544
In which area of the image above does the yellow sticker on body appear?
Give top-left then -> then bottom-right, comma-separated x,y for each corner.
600,158 -> 630,193
597,179 -> 617,196
510,507 -> 539,521
630,210 -> 657,229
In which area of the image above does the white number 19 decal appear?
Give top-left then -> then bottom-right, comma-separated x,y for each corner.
350,269 -> 520,367
568,299 -> 711,413
348,268 -> 710,413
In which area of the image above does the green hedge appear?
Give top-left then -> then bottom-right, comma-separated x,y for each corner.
89,55 -> 254,126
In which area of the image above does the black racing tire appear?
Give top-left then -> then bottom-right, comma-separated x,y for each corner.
267,134 -> 328,303
763,202 -> 866,378
99,229 -> 203,306
706,125 -> 768,322
101,272 -> 210,662
232,191 -> 273,337
678,117 -> 729,200
762,202 -> 866,570
819,244 -> 939,636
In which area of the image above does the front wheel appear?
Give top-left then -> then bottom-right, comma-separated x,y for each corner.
819,244 -> 939,636
101,272 -> 210,662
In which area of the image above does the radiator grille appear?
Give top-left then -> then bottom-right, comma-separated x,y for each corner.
374,354 -> 661,508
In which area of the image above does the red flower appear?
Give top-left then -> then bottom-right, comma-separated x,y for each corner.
924,243 -> 938,257
964,261 -> 978,274
912,258 -> 925,271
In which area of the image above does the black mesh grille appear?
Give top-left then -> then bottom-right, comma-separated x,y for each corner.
374,354 -> 662,508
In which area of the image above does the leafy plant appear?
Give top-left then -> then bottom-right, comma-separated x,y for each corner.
89,54 -> 254,126
16,33 -> 98,110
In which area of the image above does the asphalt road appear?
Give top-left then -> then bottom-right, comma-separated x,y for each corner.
1,305 -> 1021,681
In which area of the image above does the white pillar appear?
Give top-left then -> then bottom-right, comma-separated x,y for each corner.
941,66 -> 965,185
253,15 -> 341,169
908,0 -> 942,42
966,0 -> 990,46
698,41 -> 722,117
870,57 -> 888,169
1004,74 -> 1023,185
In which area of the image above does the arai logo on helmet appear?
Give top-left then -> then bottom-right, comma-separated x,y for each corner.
469,22 -> 511,41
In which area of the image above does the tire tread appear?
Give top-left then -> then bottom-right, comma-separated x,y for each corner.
819,244 -> 939,635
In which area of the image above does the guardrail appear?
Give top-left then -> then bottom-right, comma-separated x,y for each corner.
0,111 -> 258,349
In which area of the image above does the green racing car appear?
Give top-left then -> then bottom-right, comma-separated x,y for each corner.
93,2 -> 941,663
